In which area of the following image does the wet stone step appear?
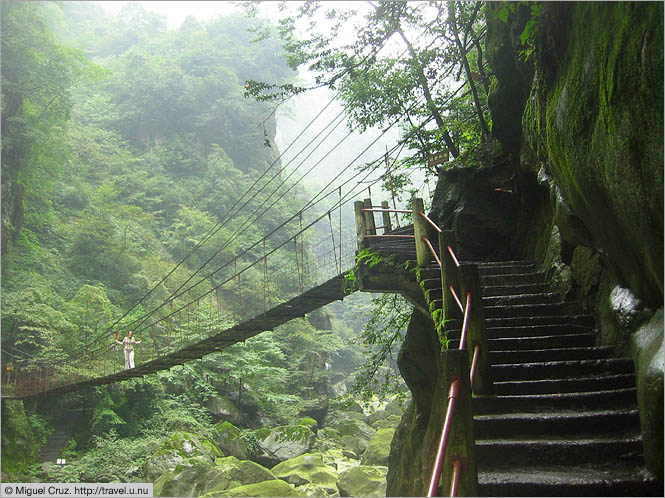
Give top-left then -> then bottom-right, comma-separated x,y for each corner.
448,333 -> 597,351
491,358 -> 635,382
492,373 -> 638,396
421,278 -> 442,290
484,323 -> 594,339
483,314 -> 594,328
480,272 -> 547,286
489,346 -> 614,364
482,333 -> 597,351
476,260 -> 538,267
477,463 -> 663,497
484,302 -> 583,318
474,408 -> 640,438
475,434 -> 644,467
482,283 -> 549,297
472,387 -> 638,414
476,263 -> 539,276
417,267 -> 443,280
483,292 -> 562,306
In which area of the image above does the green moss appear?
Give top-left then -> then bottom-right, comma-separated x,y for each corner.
296,418 -> 318,430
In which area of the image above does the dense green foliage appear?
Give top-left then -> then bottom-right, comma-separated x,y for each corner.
1,2 -> 412,484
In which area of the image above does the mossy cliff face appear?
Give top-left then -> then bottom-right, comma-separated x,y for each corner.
386,2 -> 663,491
523,2 -> 663,308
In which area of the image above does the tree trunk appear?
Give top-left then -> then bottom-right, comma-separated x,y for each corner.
397,29 -> 460,158
449,3 -> 491,140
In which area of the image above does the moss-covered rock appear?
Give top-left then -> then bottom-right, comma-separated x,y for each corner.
337,465 -> 388,497
271,453 -> 339,494
145,431 -> 219,481
206,395 -> 242,424
297,483 -> 340,497
312,427 -> 344,453
371,414 -> 402,430
153,461 -> 233,497
252,424 -> 315,468
214,421 -> 249,460
202,479 -> 303,497
320,448 -> 360,474
214,455 -> 276,485
296,417 -> 318,433
360,427 -> 395,466
366,397 -> 405,426
325,412 -> 374,440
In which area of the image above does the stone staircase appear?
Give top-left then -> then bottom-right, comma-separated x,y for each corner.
368,227 -> 660,495
461,260 -> 659,496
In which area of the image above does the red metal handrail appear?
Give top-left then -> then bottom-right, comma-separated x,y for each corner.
419,212 -> 443,233
423,236 -> 442,268
469,343 -> 481,388
446,245 -> 460,267
427,379 -> 460,497
458,292 -> 472,351
448,284 -> 464,313
449,459 -> 462,497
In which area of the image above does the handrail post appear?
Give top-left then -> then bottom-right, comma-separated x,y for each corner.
381,200 -> 393,233
413,198 -> 429,267
354,201 -> 369,250
439,230 -> 462,319
363,198 -> 377,235
458,264 -> 493,394
428,349 -> 478,497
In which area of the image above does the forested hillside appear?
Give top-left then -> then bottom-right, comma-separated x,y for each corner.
1,2 -> 406,489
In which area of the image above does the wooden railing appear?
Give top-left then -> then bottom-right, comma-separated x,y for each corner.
355,197 -> 492,497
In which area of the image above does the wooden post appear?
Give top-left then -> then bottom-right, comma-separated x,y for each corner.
458,264 -> 493,395
354,201 -> 369,250
413,198 -> 430,267
437,349 -> 478,497
363,198 -> 376,235
440,230 -> 462,319
381,201 -> 392,234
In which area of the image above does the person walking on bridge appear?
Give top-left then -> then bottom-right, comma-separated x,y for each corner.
116,331 -> 141,369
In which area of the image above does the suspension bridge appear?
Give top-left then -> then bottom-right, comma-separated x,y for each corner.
0,183 -> 418,400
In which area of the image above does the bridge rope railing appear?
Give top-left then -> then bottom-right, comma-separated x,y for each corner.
356,197 -> 493,497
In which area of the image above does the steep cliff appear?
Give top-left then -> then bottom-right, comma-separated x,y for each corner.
387,3 -> 663,494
